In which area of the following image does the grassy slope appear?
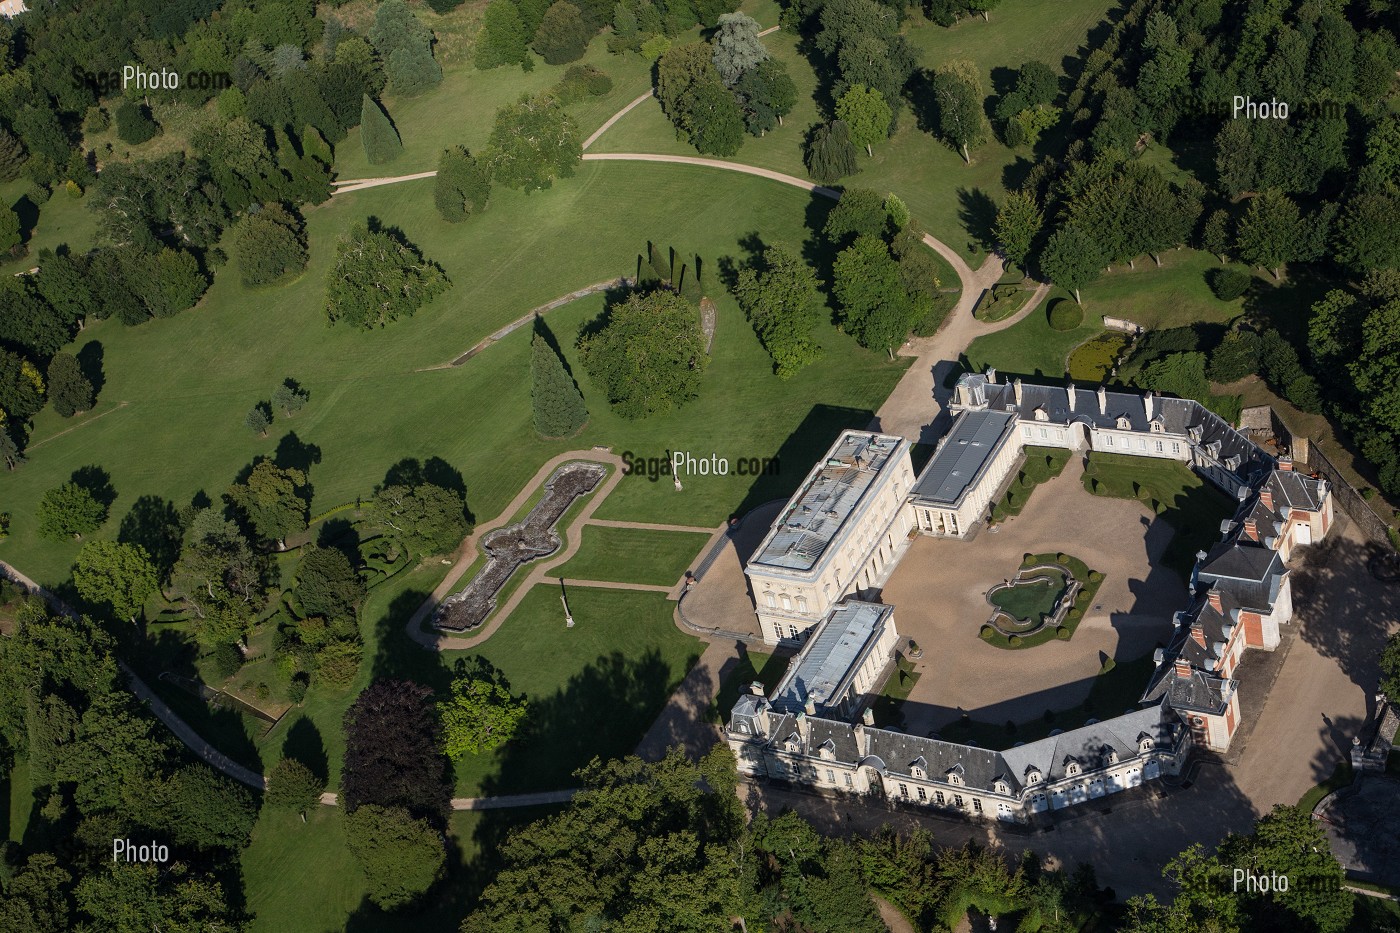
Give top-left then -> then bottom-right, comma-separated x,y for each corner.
590,0 -> 1119,261
553,526 -> 712,586
3,162 -> 907,587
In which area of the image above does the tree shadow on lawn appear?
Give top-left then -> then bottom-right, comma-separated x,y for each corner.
367,587 -> 454,696
282,715 -> 330,784
1240,263 -> 1333,341
71,463 -> 117,511
274,431 -> 322,476
76,339 -> 105,396
734,402 -> 879,520
957,187 -> 998,253
383,456 -> 474,525
118,494 -> 182,580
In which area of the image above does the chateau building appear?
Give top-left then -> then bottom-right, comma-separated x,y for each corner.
730,371 -> 1333,816
745,431 -> 914,645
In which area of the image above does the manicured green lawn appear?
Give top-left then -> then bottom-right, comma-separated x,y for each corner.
592,0 -> 1119,262
0,181 -> 100,273
1072,249 -> 1259,331
2,162 -> 907,589
963,287 -> 1103,378
710,647 -> 787,723
1081,451 -> 1236,581
554,526 -> 712,587
444,584 -> 702,798
871,654 -> 921,728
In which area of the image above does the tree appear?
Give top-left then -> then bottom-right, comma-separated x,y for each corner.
295,545 -> 366,623
434,146 -> 492,223
371,0 -> 443,96
164,763 -> 258,850
993,190 -> 1042,270
0,203 -> 18,256
533,1 -> 592,64
272,380 -> 309,417
73,541 -> 158,624
37,482 -> 106,540
657,42 -> 720,122
0,853 -> 71,932
734,243 -> 824,378
476,0 -> 530,69
368,483 -> 469,555
245,403 -> 271,437
75,862 -> 241,933
45,352 -> 93,417
440,668 -> 529,758
0,431 -> 25,471
0,125 -> 26,182
836,84 -> 892,156
114,101 -> 158,145
486,93 -> 581,191
1039,223 -> 1103,304
1333,190 -> 1400,275
267,756 -> 326,811
683,80 -> 745,156
345,804 -> 446,910
733,59 -> 797,135
326,223 -> 449,329
579,288 -> 708,419
1236,189 -> 1303,279
711,12 -> 768,86
359,95 -> 403,165
342,678 -> 452,821
34,248 -> 98,328
233,204 -> 308,287
1217,805 -> 1352,933
832,235 -> 915,357
227,459 -> 308,549
805,119 -> 859,184
933,60 -> 988,163
531,327 -> 588,437
824,187 -> 888,246
1201,208 -> 1232,261
169,508 -> 271,631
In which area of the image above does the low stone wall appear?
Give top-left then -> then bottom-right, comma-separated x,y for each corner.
1102,315 -> 1143,335
984,564 -> 1079,639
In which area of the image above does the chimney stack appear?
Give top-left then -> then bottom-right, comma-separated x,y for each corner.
1014,378 -> 1023,406
1190,622 -> 1208,647
1207,589 -> 1222,612
1278,456 -> 1294,472
750,681 -> 765,696
1260,487 -> 1274,511
986,367 -> 997,385
862,707 -> 875,726
1097,385 -> 1108,416
1144,392 -> 1154,422
1067,381 -> 1076,412
804,696 -> 817,716
1244,518 -> 1258,541
1173,656 -> 1192,678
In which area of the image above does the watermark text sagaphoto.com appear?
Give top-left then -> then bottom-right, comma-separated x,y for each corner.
620,450 -> 780,482
71,65 -> 232,95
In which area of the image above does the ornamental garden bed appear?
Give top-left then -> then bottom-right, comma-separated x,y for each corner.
434,461 -> 607,632
973,282 -> 1031,322
979,551 -> 1105,649
988,446 -> 1072,523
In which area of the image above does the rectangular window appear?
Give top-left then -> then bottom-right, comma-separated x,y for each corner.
935,791 -> 945,805
1140,438 -> 1147,450
843,773 -> 852,787
1039,428 -> 1048,439
1022,426 -> 1032,439
1172,442 -> 1181,454
1155,440 -> 1164,453
916,786 -> 927,801
898,783 -> 909,798
973,799 -> 983,813
787,624 -> 799,640
953,794 -> 964,808
826,770 -> 835,783
1106,435 -> 1114,446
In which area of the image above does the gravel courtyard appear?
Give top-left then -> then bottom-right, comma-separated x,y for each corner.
880,461 -> 1188,737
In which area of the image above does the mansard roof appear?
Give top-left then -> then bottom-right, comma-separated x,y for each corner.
1141,648 -> 1235,715
865,729 -> 1010,792
1198,537 -> 1286,610
1266,470 -> 1328,512
981,380 -> 1196,436
1001,704 -> 1178,785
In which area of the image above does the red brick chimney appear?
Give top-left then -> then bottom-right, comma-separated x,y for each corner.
1174,656 -> 1192,677
1190,622 -> 1207,647
1260,487 -> 1273,511
1243,518 -> 1258,541
1207,589 -> 1222,612
1279,456 -> 1294,472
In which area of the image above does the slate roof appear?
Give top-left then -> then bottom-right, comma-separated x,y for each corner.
1267,471 -> 1327,512
1001,704 -> 1177,786
1198,536 -> 1286,611
865,729 -> 1015,792
771,600 -> 893,716
751,432 -> 905,573
1141,619 -> 1237,715
979,380 -> 1196,435
910,410 -> 1016,506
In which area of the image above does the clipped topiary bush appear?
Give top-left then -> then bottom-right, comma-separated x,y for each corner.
1047,299 -> 1084,331
1008,634 -> 1023,646
1209,267 -> 1252,301
1068,608 -> 1082,620
1055,625 -> 1071,639
980,624 -> 994,638
1056,552 -> 1068,563
1088,570 -> 1103,583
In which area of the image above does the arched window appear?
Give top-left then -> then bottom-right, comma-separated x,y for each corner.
1067,762 -> 1080,776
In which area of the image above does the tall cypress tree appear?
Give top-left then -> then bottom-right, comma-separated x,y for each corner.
530,322 -> 587,438
360,95 -> 403,165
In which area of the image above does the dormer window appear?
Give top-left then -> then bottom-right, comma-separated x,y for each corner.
1107,750 -> 1118,765
1115,416 -> 1132,430
911,766 -> 925,779
1066,762 -> 1081,777
1027,770 -> 1042,784
1139,738 -> 1154,752
948,772 -> 962,786
994,781 -> 1009,795
1150,419 -> 1164,433
818,740 -> 835,760
1034,407 -> 1049,422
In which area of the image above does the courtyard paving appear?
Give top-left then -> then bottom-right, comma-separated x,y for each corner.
880,460 -> 1187,736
